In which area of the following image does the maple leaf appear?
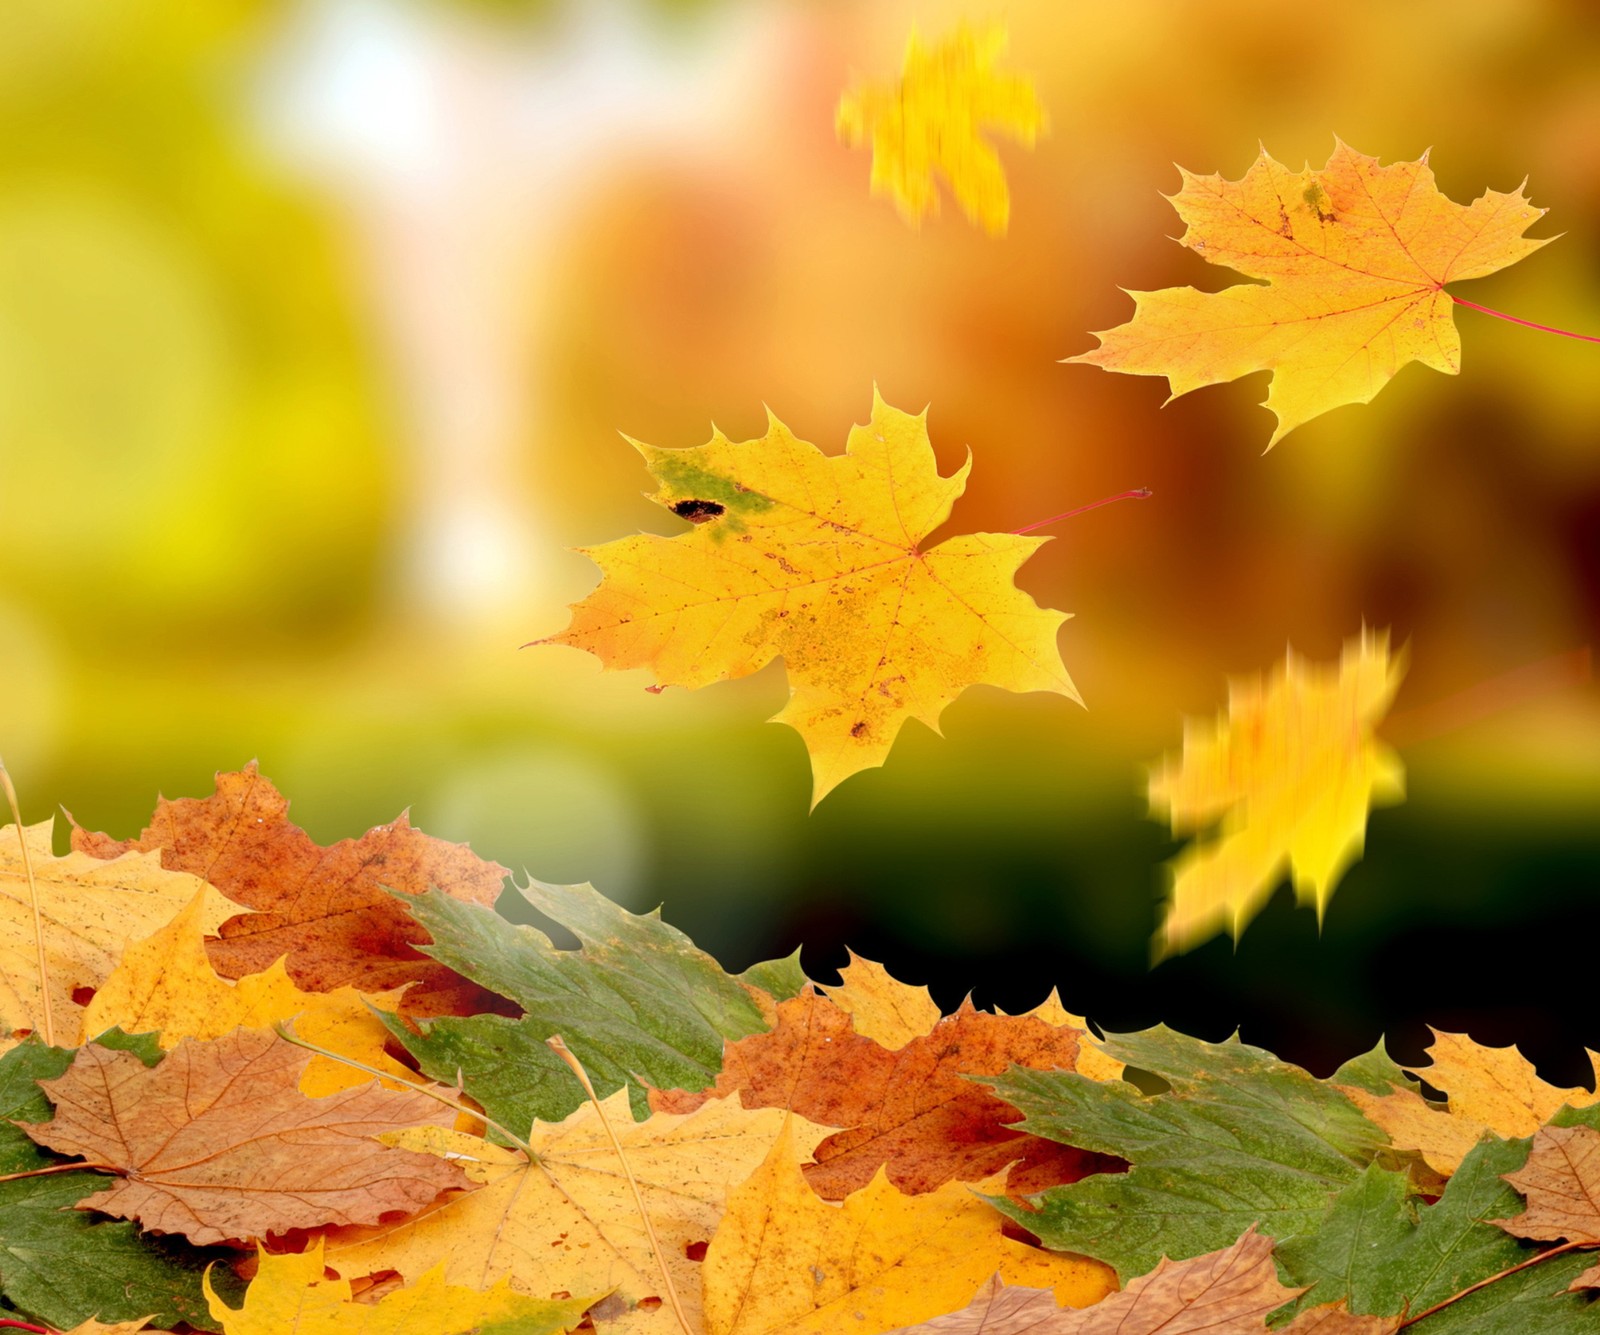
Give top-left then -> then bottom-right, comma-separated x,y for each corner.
541,393 -> 1077,805
322,1092 -> 834,1335
385,879 -> 780,1135
79,891 -> 413,1097
652,988 -> 1122,1200
1070,140 -> 1551,445
0,818 -> 230,1037
820,950 -> 942,1049
1494,1122 -> 1600,1244
1148,629 -> 1405,957
70,763 -> 509,1007
20,1029 -> 466,1245
987,1025 -> 1388,1281
885,1227 -> 1306,1333
700,1121 -> 1116,1335
205,1239 -> 590,1335
0,1037 -> 244,1331
835,24 -> 1045,236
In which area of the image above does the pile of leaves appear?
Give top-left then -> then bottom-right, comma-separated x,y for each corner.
4,767 -> 1600,1333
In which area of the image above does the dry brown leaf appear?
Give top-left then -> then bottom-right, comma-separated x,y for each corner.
1494,1123 -> 1600,1245
20,1028 -> 465,1245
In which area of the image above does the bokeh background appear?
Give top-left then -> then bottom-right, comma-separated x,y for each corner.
4,0 -> 1598,1079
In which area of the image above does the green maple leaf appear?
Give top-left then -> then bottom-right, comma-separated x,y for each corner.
386,880 -> 796,1135
0,1037 -> 243,1331
984,1024 -> 1388,1279
1274,1107 -> 1600,1332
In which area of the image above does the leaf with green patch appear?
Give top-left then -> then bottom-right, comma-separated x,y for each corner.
386,880 -> 777,1135
984,1025 -> 1387,1279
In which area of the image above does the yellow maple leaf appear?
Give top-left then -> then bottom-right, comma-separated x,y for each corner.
819,950 -> 942,1049
836,24 -> 1045,237
0,819 -> 231,1037
204,1240 -> 590,1335
79,891 -> 412,1097
1148,630 -> 1405,957
1341,1031 -> 1600,1177
541,392 -> 1078,806
1071,140 -> 1550,445
701,1121 -> 1115,1334
322,1092 -> 835,1335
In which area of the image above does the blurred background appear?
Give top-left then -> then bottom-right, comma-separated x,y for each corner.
3,0 -> 1598,1079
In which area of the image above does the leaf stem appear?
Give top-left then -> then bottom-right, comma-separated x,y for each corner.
271,1022 -> 536,1158
1398,1239 -> 1588,1328
0,757 -> 54,1047
0,1319 -> 53,1333
0,1160 -> 118,1185
547,1036 -> 693,1335
1013,488 -> 1152,535
1451,295 -> 1600,343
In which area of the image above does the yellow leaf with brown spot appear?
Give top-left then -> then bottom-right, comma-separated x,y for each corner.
1000,990 -> 1124,1083
701,1121 -> 1116,1335
1071,141 -> 1551,445
79,890 -> 411,1097
820,951 -> 941,1048
1149,630 -> 1405,957
541,392 -> 1078,806
836,24 -> 1045,236
322,1093 -> 834,1335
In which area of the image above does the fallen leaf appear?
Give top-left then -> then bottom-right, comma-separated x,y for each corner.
79,891 -> 412,1096
1280,1307 -> 1402,1334
1494,1123 -> 1600,1244
886,1227 -> 1302,1333
820,951 -> 941,1049
701,1122 -> 1116,1335
1570,1265 -> 1600,1293
205,1239 -> 590,1335
1070,140 -> 1550,445
70,764 -> 508,1005
1000,992 -> 1124,1084
1341,1031 -> 1600,1177
322,1093 -> 834,1335
20,1029 -> 465,1245
1148,629 -> 1405,957
62,1320 -> 155,1335
655,989 -> 1120,1199
836,23 -> 1045,236
539,392 -> 1077,805
0,818 -> 231,1037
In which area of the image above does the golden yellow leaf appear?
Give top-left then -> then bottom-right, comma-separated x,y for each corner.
1001,990 -> 1124,1083
204,1240 -> 590,1335
322,1092 -> 835,1335
820,951 -> 941,1049
701,1122 -> 1116,1335
542,392 -> 1078,806
0,819 -> 230,1036
836,23 -> 1045,236
62,1320 -> 154,1335
1148,630 -> 1405,957
1344,1031 -> 1600,1176
1071,140 -> 1550,445
78,890 -> 412,1097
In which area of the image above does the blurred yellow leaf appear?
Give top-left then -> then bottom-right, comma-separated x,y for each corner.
837,24 -> 1045,236
1072,141 -> 1550,445
1149,630 -> 1405,956
543,392 -> 1078,805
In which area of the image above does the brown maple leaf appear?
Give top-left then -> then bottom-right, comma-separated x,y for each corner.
653,989 -> 1121,1200
70,763 -> 510,1013
20,1029 -> 467,1245
1493,1123 -> 1600,1245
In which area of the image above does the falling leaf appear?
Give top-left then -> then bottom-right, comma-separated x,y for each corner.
204,1239 -> 590,1335
1148,630 -> 1405,957
0,818 -> 231,1038
20,1029 -> 465,1245
655,989 -> 1121,1199
886,1227 -> 1304,1333
1070,140 -> 1551,445
701,1122 -> 1116,1335
387,880 -> 778,1136
541,392 -> 1077,805
79,891 -> 412,1096
836,24 -> 1045,236
322,1092 -> 834,1335
1494,1123 -> 1600,1244
70,764 -> 509,1006
820,951 -> 942,1049
987,1026 -> 1387,1280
